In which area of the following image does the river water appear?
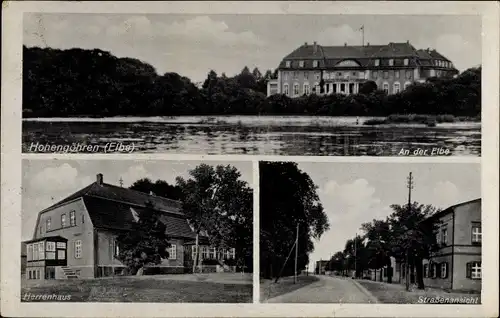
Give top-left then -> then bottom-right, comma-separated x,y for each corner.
22,116 -> 481,156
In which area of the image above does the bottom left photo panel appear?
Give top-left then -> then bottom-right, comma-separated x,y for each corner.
20,159 -> 254,303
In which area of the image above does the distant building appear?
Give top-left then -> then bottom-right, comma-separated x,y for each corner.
267,41 -> 458,97
315,260 -> 330,275
390,198 -> 481,292
24,173 -> 236,280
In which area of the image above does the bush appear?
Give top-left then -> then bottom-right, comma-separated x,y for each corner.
143,266 -> 185,275
201,258 -> 220,266
364,118 -> 387,125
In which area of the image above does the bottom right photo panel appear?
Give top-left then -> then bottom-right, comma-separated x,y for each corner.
259,161 -> 481,304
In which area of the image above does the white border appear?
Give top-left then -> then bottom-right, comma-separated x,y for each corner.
2,1 -> 499,317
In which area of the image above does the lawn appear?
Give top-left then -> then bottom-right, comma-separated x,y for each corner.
357,280 -> 481,304
260,275 -> 319,302
21,275 -> 252,303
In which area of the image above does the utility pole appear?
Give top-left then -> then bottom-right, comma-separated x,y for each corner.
359,25 -> 365,46
405,172 -> 414,291
119,177 -> 123,187
294,223 -> 299,284
354,233 -> 357,279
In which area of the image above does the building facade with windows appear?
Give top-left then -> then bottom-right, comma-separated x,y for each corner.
267,41 -> 458,97
24,173 -> 236,280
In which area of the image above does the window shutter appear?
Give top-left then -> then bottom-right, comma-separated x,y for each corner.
436,262 -> 441,278
466,262 -> 472,278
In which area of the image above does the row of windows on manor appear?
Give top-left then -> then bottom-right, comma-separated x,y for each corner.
191,246 -> 236,260
435,223 -> 482,246
39,210 -> 81,235
422,261 -> 482,280
281,81 -> 411,97
282,69 -> 416,82
284,59 -> 453,69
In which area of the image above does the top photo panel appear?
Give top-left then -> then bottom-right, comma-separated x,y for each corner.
22,13 -> 481,156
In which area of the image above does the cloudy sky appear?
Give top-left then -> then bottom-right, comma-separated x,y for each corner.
23,13 -> 481,83
21,159 -> 253,240
294,162 -> 481,271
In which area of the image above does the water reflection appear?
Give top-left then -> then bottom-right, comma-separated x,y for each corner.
22,120 -> 481,156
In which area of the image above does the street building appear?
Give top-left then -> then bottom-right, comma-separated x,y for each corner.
267,41 -> 458,97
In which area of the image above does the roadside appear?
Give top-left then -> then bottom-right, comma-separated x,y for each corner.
260,275 -> 319,302
357,280 -> 481,304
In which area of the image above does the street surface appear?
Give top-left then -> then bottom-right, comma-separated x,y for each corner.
265,275 -> 378,303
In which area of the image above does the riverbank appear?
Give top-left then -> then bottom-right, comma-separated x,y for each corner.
364,114 -> 480,126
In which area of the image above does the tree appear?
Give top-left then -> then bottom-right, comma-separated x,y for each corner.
259,161 -> 329,279
176,164 -> 253,272
130,178 -> 184,201
115,201 -> 170,275
358,80 -> 378,95
361,219 -> 393,282
388,202 -> 441,289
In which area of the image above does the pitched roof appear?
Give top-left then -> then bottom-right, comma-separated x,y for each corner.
38,178 -> 203,240
425,198 -> 481,221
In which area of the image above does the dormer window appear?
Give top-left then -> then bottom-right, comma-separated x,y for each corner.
299,61 -> 304,68
374,59 -> 380,66
312,60 -> 319,68
285,61 -> 291,68
404,58 -> 409,66
389,59 -> 394,66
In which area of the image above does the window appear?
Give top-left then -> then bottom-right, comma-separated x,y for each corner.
39,241 -> 45,260
404,82 -> 411,90
372,71 -> 378,79
283,72 -> 288,81
324,72 -> 330,80
340,83 -> 346,93
46,251 -> 56,260
431,263 -> 437,278
61,214 -> 67,228
27,244 -> 33,261
304,72 -> 309,80
404,58 -> 409,66
441,262 -> 448,278
383,71 -> 389,79
352,72 -> 357,77
312,60 -> 318,68
283,84 -> 289,96
314,83 -> 320,94
395,71 -> 400,79
114,241 -> 120,257
46,241 -> 56,251
202,246 -> 209,259
285,61 -> 291,68
405,70 -> 412,79
389,59 -> 394,66
58,250 -> 66,260
435,231 -> 440,244
383,83 -> 389,94
441,228 -> 448,245
46,218 -> 51,231
299,60 -> 304,68
303,84 -> 310,95
472,224 -> 481,244
293,71 -> 299,80
230,248 -> 235,259
467,262 -> 481,279
74,240 -> 82,259
374,59 -> 380,66
337,72 -> 342,77
169,244 -> 177,260
82,214 -> 85,223
314,72 -> 321,81
70,211 -> 76,226
393,82 -> 400,94
210,247 -> 216,259
293,83 -> 300,96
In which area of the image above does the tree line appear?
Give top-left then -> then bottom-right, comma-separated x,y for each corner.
24,46 -> 481,118
326,202 -> 441,289
116,163 -> 253,274
259,161 -> 330,280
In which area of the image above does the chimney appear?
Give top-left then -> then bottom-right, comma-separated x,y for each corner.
304,42 -> 308,47
344,42 -> 347,47
96,173 -> 103,185
313,41 -> 317,53
407,40 -> 409,44
367,42 -> 370,46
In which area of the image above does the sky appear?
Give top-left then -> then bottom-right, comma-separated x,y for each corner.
23,13 -> 481,83
21,159 -> 253,240
295,162 -> 481,271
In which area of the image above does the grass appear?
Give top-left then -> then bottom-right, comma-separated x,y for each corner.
21,275 -> 252,303
357,280 -> 481,304
260,275 -> 319,301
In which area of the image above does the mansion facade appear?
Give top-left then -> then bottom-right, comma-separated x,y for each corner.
267,41 -> 458,97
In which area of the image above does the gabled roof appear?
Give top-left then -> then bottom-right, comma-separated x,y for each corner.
37,177 -> 204,240
426,198 -> 481,221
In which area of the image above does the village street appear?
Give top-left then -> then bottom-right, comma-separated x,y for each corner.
265,275 -> 379,303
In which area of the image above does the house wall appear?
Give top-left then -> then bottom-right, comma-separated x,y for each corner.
159,238 -> 185,267
454,200 -> 481,245
33,199 -> 95,279
423,255 -> 453,290
453,254 -> 481,292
